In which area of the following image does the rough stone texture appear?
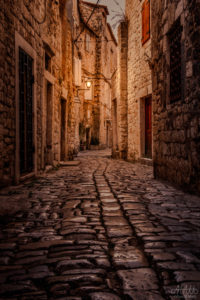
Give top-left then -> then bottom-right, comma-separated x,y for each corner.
151,0 -> 200,194
0,150 -> 200,299
112,22 -> 128,160
76,1 -> 117,149
126,0 -> 152,161
0,0 -> 75,186
112,0 -> 152,162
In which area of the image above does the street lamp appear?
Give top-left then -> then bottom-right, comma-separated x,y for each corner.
76,80 -> 92,98
86,80 -> 92,88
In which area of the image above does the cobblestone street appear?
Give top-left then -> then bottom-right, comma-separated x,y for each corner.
0,150 -> 200,300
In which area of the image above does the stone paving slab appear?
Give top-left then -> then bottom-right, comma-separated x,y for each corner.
0,150 -> 199,299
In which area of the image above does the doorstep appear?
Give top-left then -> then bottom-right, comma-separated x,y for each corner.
60,161 -> 81,166
139,157 -> 153,166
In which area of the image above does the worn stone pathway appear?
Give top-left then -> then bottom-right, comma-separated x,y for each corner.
0,150 -> 200,299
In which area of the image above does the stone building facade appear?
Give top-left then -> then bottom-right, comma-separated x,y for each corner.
112,0 -> 152,162
72,0 -> 117,150
126,0 -> 152,162
0,0 -> 76,187
151,0 -> 200,193
112,22 -> 128,159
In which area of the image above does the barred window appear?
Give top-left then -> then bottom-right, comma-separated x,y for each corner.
168,18 -> 182,102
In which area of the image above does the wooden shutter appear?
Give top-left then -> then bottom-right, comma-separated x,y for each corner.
142,0 -> 150,45
142,2 -> 145,44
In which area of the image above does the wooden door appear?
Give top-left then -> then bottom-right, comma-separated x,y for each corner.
145,97 -> 152,158
45,82 -> 53,165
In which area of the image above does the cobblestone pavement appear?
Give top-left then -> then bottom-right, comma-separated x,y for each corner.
0,150 -> 200,300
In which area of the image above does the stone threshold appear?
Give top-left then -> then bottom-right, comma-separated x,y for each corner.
60,161 -> 81,166
19,172 -> 35,182
139,157 -> 153,166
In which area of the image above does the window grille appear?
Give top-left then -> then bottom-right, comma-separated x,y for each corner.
19,47 -> 34,174
168,18 -> 182,102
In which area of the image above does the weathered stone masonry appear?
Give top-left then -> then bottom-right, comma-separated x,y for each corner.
76,1 -> 117,149
113,0 -> 153,162
151,0 -> 200,194
112,22 -> 128,159
126,0 -> 152,162
0,0 -> 75,186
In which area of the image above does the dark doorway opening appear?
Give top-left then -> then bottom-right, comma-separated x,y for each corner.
60,99 -> 66,161
45,82 -> 53,166
19,47 -> 34,175
86,127 -> 90,150
145,97 -> 152,158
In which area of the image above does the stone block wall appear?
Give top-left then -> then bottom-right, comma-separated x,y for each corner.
0,0 -> 75,186
0,0 -> 16,186
112,22 -> 128,159
126,0 -> 152,161
77,1 -> 117,149
152,0 -> 200,194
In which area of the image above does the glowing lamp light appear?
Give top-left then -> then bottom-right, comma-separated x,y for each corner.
86,80 -> 92,88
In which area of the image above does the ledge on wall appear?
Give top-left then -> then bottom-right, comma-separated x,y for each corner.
60,161 -> 81,166
139,157 -> 153,166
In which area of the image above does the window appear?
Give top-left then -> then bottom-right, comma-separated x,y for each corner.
45,52 -> 51,72
19,47 -> 34,174
85,33 -> 90,52
168,18 -> 182,102
142,0 -> 150,45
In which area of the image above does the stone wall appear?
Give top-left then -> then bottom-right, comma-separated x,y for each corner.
126,0 -> 152,161
0,0 -> 15,186
99,24 -> 117,148
0,0 -> 75,186
152,0 -> 200,194
112,22 -> 128,159
76,1 -> 117,149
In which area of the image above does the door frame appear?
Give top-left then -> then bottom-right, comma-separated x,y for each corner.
140,94 -> 152,159
42,69 -> 55,169
60,98 -> 67,161
15,31 -> 37,183
145,96 -> 152,158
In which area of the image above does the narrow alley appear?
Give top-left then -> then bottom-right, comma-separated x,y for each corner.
0,150 -> 200,299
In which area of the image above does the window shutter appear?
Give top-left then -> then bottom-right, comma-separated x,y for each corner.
142,0 -> 150,45
145,0 -> 150,39
142,2 -> 145,44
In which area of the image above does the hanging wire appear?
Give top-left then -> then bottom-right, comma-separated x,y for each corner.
74,0 -> 101,44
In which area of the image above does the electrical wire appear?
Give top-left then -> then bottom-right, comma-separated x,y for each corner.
74,0 -> 101,44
